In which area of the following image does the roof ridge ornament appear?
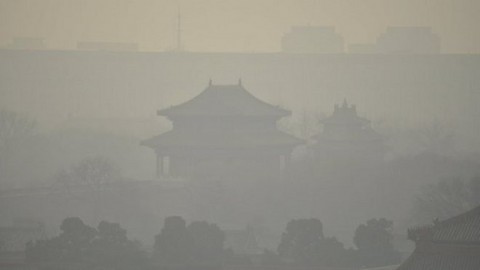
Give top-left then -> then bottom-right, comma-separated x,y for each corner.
238,78 -> 242,86
209,78 -> 213,86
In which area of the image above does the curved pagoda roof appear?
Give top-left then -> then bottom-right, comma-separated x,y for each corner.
313,100 -> 381,143
158,80 -> 290,118
315,125 -> 383,142
320,99 -> 370,126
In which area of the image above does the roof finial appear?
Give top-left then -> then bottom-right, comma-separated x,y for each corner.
238,78 -> 242,86
209,78 -> 212,86
343,98 -> 348,108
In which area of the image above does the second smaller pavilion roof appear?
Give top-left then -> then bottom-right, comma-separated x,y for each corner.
320,100 -> 370,126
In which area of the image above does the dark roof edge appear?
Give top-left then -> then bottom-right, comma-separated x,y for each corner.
156,84 -> 290,117
436,205 -> 480,228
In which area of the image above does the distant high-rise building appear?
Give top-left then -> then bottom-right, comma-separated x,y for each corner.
376,27 -> 441,54
6,37 -> 46,50
281,26 -> 344,53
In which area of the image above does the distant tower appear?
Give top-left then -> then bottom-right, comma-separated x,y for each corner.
176,8 -> 183,51
312,100 -> 385,163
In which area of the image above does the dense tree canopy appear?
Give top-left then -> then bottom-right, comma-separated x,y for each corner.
26,217 -> 146,270
153,216 -> 227,267
153,216 -> 193,265
277,218 -> 350,267
353,218 -> 401,267
188,221 -> 225,264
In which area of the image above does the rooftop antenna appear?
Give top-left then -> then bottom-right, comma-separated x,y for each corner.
176,7 -> 183,52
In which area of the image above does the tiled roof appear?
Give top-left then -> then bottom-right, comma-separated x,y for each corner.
158,83 -> 289,118
431,206 -> 480,242
397,252 -> 480,270
398,206 -> 480,270
408,206 -> 480,243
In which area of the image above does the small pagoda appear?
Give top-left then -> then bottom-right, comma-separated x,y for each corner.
313,100 -> 384,162
141,80 -> 302,178
399,206 -> 480,270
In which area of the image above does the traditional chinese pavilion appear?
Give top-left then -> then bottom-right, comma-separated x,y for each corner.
141,80 -> 302,178
399,206 -> 480,270
313,100 -> 385,162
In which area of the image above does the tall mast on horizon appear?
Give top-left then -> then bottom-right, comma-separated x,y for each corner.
176,8 -> 183,51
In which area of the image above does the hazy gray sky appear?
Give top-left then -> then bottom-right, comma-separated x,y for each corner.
0,0 -> 479,52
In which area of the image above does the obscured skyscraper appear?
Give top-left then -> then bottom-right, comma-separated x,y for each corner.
376,27 -> 441,54
281,26 -> 344,53
6,37 -> 46,50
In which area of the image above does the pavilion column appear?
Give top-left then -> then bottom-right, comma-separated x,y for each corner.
156,153 -> 164,178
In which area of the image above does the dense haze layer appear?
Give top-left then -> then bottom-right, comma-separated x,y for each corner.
1,2 -> 480,269
1,51 -> 479,152
0,0 -> 480,53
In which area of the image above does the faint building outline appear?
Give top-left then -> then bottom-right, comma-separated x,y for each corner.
376,26 -> 441,54
281,26 -> 344,53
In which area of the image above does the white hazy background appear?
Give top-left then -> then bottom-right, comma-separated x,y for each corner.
0,0 -> 479,53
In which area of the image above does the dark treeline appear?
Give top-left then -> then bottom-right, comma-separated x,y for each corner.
25,216 -> 400,270
26,218 -> 147,270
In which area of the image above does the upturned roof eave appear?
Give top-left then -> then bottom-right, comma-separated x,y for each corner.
155,84 -> 291,118
157,107 -> 290,118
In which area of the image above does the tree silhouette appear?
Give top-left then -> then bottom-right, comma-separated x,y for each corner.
353,218 -> 401,267
278,218 -> 323,265
57,217 -> 97,262
92,221 -> 147,269
188,221 -> 225,265
153,216 -> 193,265
26,217 -> 96,263
277,218 -> 349,267
153,217 -> 228,267
26,217 -> 146,269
